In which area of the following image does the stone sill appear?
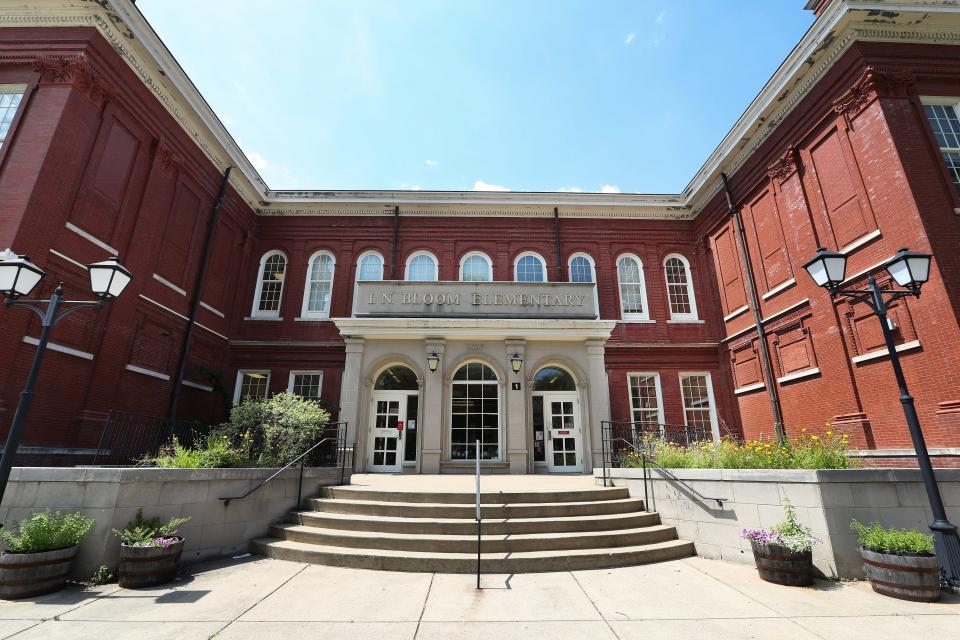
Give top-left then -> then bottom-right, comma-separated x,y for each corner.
7,466 -> 350,483
595,467 -> 960,483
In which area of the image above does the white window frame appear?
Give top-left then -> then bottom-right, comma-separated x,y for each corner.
920,96 -> 960,192
678,371 -> 720,443
405,250 -> 439,281
300,250 -> 336,319
0,85 -> 26,151
626,372 -> 665,428
287,370 -> 324,400
568,252 -> 598,319
513,251 -> 547,282
353,250 -> 384,316
234,369 -> 271,404
459,251 -> 493,282
616,253 -> 650,321
663,253 -> 699,322
251,250 -> 287,319
448,361 -> 502,461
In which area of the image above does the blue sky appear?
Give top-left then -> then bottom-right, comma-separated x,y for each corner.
137,1 -> 814,193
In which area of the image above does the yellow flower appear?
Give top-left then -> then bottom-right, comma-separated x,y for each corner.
802,427 -> 807,432
811,435 -> 819,441
826,431 -> 833,436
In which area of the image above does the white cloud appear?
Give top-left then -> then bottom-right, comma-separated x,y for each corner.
245,150 -> 268,171
558,186 -> 583,192
655,11 -> 666,24
473,180 -> 510,192
238,139 -> 296,187
600,184 -> 621,193
425,159 -> 439,167
624,32 -> 635,45
410,185 -> 422,190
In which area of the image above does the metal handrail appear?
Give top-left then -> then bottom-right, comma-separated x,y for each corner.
474,438 -> 481,590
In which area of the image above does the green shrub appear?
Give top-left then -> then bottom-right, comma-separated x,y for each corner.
153,435 -> 246,469
90,565 -> 115,585
112,509 -> 190,547
1,511 -> 94,553
850,520 -> 935,555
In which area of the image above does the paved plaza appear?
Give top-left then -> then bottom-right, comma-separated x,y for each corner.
0,554 -> 956,639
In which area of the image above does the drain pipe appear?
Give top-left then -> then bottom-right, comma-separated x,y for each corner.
390,205 -> 400,280
167,166 -> 233,427
720,172 -> 786,443
553,207 -> 563,281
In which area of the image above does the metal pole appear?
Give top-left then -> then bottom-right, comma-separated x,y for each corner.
643,451 -> 649,512
475,438 -> 481,590
600,422 -> 608,488
0,285 -> 63,506
869,276 -> 960,586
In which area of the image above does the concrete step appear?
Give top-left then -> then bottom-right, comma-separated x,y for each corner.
290,509 -> 662,535
305,497 -> 646,519
270,522 -> 679,553
250,537 -> 695,573
320,485 -> 630,504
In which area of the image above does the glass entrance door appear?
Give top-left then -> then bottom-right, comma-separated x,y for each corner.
368,392 -> 406,472
544,392 -> 581,472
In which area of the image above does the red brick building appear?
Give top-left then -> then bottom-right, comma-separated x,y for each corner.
0,0 -> 958,471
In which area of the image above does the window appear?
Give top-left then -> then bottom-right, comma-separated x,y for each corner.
252,251 -> 287,317
628,373 -> 663,432
288,371 -> 323,400
450,362 -> 499,460
406,252 -> 438,281
0,87 -> 24,151
235,370 -> 270,403
460,252 -> 492,282
680,373 -> 718,442
514,253 -> 546,282
922,100 -> 960,191
617,255 -> 649,320
302,251 -> 335,318
664,254 -> 698,320
356,252 -> 384,281
569,254 -> 595,283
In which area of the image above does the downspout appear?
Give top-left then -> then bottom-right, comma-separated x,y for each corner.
720,172 -> 786,443
554,207 -> 563,281
390,205 -> 400,280
168,166 -> 233,425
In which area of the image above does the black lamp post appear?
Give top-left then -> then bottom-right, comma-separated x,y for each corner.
803,246 -> 959,587
0,250 -> 132,507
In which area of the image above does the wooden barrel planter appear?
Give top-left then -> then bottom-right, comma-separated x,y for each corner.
118,538 -> 184,589
860,547 -> 940,602
0,546 -> 78,600
750,540 -> 813,586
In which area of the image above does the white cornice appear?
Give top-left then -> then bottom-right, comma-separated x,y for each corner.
333,318 -> 617,341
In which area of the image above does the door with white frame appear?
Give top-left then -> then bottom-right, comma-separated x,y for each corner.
367,365 -> 421,472
530,367 -> 583,472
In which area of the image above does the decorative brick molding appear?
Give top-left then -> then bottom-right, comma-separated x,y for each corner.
32,55 -> 113,105
766,146 -> 800,182
832,66 -> 915,119
154,139 -> 183,175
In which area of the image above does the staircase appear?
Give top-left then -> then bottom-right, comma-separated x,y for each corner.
251,484 -> 694,572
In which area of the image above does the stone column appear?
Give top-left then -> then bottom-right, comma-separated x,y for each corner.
585,339 -> 610,472
421,339 -> 445,473
339,338 -> 365,471
505,339 -> 528,474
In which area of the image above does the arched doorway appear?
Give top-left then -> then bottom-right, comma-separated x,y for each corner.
531,366 -> 582,472
368,365 -> 419,472
450,362 -> 500,461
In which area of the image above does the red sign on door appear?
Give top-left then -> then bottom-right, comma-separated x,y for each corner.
396,421 -> 404,431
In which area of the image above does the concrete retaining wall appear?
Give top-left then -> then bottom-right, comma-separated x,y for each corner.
0,466 -> 349,578
596,467 -> 960,578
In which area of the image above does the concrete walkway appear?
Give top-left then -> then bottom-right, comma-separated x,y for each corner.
0,555 -> 957,639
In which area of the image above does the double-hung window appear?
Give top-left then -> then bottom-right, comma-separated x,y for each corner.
628,373 -> 663,434
235,370 -> 270,403
302,251 -> 335,318
288,371 -> 323,400
0,86 -> 25,152
922,99 -> 960,192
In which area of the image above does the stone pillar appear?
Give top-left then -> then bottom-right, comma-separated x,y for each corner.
505,339 -> 528,474
585,339 -> 610,472
339,338 -> 365,471
421,339 -> 445,473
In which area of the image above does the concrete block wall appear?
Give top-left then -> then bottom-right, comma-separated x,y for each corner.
0,467 -> 349,578
598,467 -> 960,578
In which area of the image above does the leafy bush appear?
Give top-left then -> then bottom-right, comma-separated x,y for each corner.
153,435 -> 246,469
112,509 -> 190,547
742,499 -> 817,553
90,565 -> 115,585
1,511 -> 95,553
851,520 -> 935,555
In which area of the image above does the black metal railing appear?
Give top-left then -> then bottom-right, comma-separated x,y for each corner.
92,411 -> 210,466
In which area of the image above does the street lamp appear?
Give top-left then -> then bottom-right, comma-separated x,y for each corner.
804,246 -> 959,588
0,250 -> 133,507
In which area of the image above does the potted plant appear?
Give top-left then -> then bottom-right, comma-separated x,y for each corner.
741,499 -> 817,586
851,520 -> 939,602
0,511 -> 94,599
112,509 -> 190,588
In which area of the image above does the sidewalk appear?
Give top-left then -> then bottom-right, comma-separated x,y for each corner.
0,555 -> 957,639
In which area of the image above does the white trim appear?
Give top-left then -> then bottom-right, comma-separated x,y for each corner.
355,251 -> 385,281
334,318 -> 617,341
513,251 -> 548,283
723,298 -> 813,343
199,301 -> 225,318
300,250 -> 336,319
663,253 -> 699,321
568,253 -> 598,320
626,372 -> 665,427
234,369 -> 271,404
761,278 -> 796,301
64,222 -> 118,255
734,381 -> 766,395
251,250 -> 287,318
152,273 -> 187,296
21,336 -> 94,360
851,340 -> 922,364
182,379 -> 214,392
405,250 -> 439,281
294,317 -> 332,322
137,294 -> 230,341
619,319 -> 657,324
287,370 -> 324,400
723,305 -> 749,322
124,364 -> 170,381
244,316 -> 284,321
839,229 -> 882,255
667,319 -> 705,324
48,249 -> 88,271
679,371 -> 720,443
615,253 -> 650,321
459,251 -> 493,282
448,360 -> 503,463
777,367 -> 821,384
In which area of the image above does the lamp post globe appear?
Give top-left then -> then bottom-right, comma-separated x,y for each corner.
426,351 -> 440,373
510,353 -> 523,374
87,256 -> 133,300
885,248 -> 932,291
802,247 -> 847,291
0,251 -> 45,299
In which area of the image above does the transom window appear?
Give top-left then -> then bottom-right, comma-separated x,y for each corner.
302,251 -> 335,318
288,371 -> 323,400
617,255 -> 649,320
460,253 -> 492,282
569,255 -> 595,283
374,366 -> 419,390
235,370 -> 270,403
628,373 -> 663,432
922,100 -> 960,191
664,255 -> 698,320
532,367 -> 576,391
451,363 -> 499,460
406,252 -> 438,281
357,252 -> 384,281
515,253 -> 546,282
0,87 -> 24,151
680,373 -> 716,441
252,251 -> 287,317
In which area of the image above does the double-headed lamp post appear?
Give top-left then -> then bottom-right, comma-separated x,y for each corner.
0,249 -> 132,507
803,246 -> 960,587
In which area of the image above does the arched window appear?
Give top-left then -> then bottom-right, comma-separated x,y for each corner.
374,365 -> 419,390
617,254 -> 649,321
301,251 -> 335,318
252,251 -> 287,318
450,362 -> 499,460
405,251 -> 438,281
532,366 -> 577,391
664,254 -> 698,321
568,254 -> 595,284
460,252 -> 492,282
356,251 -> 384,281
514,252 -> 546,282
